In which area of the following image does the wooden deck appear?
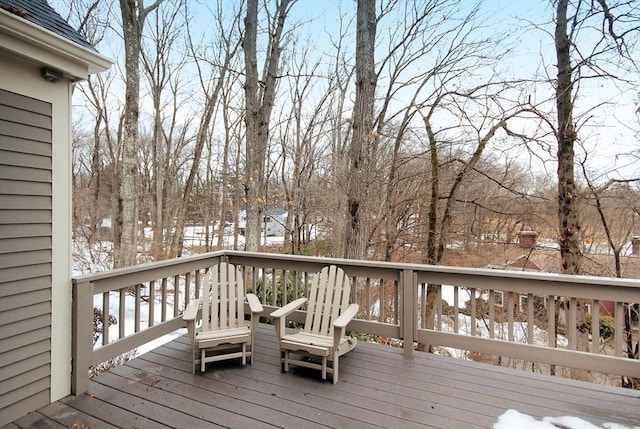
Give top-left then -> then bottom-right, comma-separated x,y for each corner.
6,324 -> 640,429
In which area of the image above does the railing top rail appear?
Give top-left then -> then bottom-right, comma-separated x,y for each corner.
72,249 -> 640,290
226,251 -> 640,289
71,251 -> 226,284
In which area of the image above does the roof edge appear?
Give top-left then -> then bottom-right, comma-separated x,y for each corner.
0,7 -> 113,79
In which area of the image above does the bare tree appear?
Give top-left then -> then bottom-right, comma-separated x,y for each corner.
325,7 -> 355,256
58,0 -> 117,259
276,40 -> 335,254
372,0 -> 483,262
167,0 -> 244,257
243,0 -> 295,252
550,0 -> 640,268
114,0 -> 161,267
344,0 -> 377,260
213,77 -> 245,250
581,162 -> 639,388
555,0 -> 582,275
550,0 -> 639,379
140,0 -> 189,259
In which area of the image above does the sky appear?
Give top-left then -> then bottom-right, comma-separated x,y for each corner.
283,0 -> 639,178
53,0 -> 639,180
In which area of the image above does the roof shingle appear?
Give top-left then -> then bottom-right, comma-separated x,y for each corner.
0,0 -> 95,50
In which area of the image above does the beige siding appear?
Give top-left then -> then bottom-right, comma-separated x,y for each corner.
0,89 -> 52,424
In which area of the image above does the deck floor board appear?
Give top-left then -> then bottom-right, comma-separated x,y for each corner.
7,323 -> 640,429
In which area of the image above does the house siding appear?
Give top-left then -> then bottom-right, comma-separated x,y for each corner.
0,88 -> 53,425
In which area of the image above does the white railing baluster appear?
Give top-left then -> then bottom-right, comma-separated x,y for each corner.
591,299 -> 599,353
380,279 -> 386,323
119,289 -> 125,339
615,302 -> 624,357
527,293 -> 534,345
161,277 -> 168,322
507,292 -> 514,342
393,279 -> 399,324
185,272 -> 191,306
489,289 -> 495,340
148,280 -> 155,328
436,284 -> 442,331
135,284 -> 141,332
569,297 -> 577,351
548,295 -> 556,348
293,270 -> 299,300
194,270 -> 201,300
172,275 -> 179,317
470,288 -> 476,336
453,285 -> 459,334
102,292 -> 109,346
419,283 -> 427,329
365,277 -> 371,320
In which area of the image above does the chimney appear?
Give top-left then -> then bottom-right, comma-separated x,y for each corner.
632,236 -> 640,256
518,231 -> 538,248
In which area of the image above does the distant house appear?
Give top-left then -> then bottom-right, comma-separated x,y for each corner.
237,208 -> 287,237
486,254 -> 544,274
487,255 -> 544,311
0,0 -> 112,424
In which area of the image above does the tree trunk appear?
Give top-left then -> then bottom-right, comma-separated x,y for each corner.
115,0 -> 143,268
151,78 -> 165,259
243,0 -> 292,252
243,0 -> 260,252
344,0 -> 377,260
555,0 -> 582,275
169,98 -> 213,257
555,0 -> 589,381
214,108 -> 232,250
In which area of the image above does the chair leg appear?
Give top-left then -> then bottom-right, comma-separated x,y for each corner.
332,357 -> 338,385
283,350 -> 289,372
201,349 -> 206,373
242,343 -> 247,365
192,344 -> 196,375
321,356 -> 327,381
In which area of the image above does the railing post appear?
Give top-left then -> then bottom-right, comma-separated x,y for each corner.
401,269 -> 415,359
71,279 -> 93,395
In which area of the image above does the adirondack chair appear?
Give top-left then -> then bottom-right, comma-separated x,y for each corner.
270,265 -> 359,384
183,262 -> 263,374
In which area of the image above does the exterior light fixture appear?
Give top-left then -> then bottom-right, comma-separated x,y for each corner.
40,66 -> 63,82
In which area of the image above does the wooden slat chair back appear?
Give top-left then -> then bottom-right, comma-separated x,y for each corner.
201,262 -> 244,332
270,265 -> 359,384
183,262 -> 263,374
305,265 -> 351,337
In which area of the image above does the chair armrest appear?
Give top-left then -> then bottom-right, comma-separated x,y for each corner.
247,293 -> 264,314
270,297 -> 307,319
183,298 -> 202,321
334,303 -> 359,329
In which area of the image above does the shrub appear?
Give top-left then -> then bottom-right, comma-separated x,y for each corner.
91,307 -> 135,378
584,313 -> 615,340
93,307 -> 117,345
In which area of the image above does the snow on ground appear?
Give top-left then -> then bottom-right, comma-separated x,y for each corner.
180,224 -> 293,249
93,289 -> 187,356
414,285 -> 569,358
493,409 -> 638,429
441,312 -> 568,346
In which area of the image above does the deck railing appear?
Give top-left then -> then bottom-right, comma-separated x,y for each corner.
72,250 -> 640,394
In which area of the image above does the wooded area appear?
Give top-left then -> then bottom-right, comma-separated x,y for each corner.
59,0 -> 638,276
